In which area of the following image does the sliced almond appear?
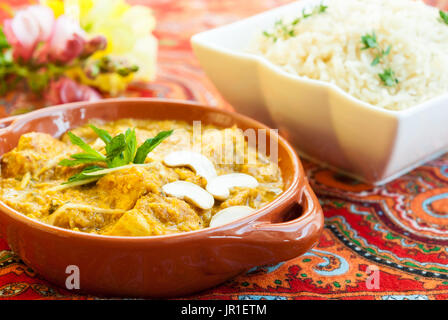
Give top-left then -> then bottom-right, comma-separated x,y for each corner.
163,151 -> 217,183
209,206 -> 255,228
162,181 -> 214,210
206,173 -> 259,200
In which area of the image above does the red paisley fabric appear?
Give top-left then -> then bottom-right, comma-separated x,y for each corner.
1,0 -> 448,300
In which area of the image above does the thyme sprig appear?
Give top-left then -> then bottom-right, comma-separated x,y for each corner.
263,3 -> 328,42
378,68 -> 399,87
439,10 -> 448,25
361,32 -> 398,87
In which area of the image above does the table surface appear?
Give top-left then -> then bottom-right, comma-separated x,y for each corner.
1,0 -> 448,300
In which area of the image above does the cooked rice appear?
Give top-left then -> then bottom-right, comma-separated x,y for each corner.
248,0 -> 448,110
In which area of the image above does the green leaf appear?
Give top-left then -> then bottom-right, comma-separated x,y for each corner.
371,56 -> 381,66
133,130 -> 173,164
59,159 -> 89,167
64,166 -> 105,184
303,9 -> 311,18
0,27 -> 10,51
67,131 -> 106,159
440,10 -> 448,25
58,152 -> 106,167
361,32 -> 377,50
378,68 -> 399,87
318,4 -> 328,13
89,124 -> 112,144
105,133 -> 126,167
27,71 -> 50,94
70,153 -> 105,161
59,127 -> 174,187
123,128 -> 137,164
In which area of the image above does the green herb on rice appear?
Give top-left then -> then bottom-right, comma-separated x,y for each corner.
361,32 -> 398,87
262,3 -> 327,42
439,10 -> 448,25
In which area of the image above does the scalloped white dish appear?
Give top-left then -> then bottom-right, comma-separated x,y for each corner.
191,0 -> 448,185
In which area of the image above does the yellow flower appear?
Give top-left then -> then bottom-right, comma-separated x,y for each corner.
40,0 -> 65,17
42,0 -> 158,93
66,67 -> 132,95
78,0 -> 158,82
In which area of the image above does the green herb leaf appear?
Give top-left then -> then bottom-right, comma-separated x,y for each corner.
361,33 -> 397,87
105,133 -> 126,168
133,130 -> 173,164
64,166 -> 105,184
378,68 -> 399,87
263,3 -> 327,41
303,9 -> 311,18
292,18 -> 300,25
318,4 -> 328,13
440,10 -> 448,25
67,131 -> 106,159
123,128 -> 137,164
89,124 -> 112,144
361,32 -> 377,50
371,56 -> 381,66
59,159 -> 91,167
59,153 -> 106,167
59,127 -> 173,186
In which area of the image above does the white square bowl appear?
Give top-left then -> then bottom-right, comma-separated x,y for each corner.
191,0 -> 448,185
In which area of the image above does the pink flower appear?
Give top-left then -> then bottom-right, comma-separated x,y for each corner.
3,6 -> 108,64
3,5 -> 54,61
47,15 -> 87,64
46,77 -> 101,105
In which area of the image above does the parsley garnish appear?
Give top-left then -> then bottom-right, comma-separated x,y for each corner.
59,125 -> 173,186
361,32 -> 378,51
378,68 -> 399,87
439,10 -> 448,25
262,3 -> 327,41
361,32 -> 398,87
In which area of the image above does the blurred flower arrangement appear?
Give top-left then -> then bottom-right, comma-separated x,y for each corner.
0,0 -> 157,105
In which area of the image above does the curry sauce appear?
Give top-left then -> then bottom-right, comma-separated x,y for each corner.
0,119 -> 284,236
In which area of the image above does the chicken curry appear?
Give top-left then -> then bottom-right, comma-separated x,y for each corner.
0,119 -> 284,236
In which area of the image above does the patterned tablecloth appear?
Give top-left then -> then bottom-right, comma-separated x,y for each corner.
1,0 -> 448,300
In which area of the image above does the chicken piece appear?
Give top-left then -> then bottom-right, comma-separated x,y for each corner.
95,164 -> 178,210
201,125 -> 282,183
240,162 -> 282,183
45,204 -> 123,232
173,167 -> 206,188
105,194 -> 203,236
219,188 -> 254,209
1,132 -> 70,179
102,210 -> 165,236
201,126 -> 247,172
135,194 -> 203,231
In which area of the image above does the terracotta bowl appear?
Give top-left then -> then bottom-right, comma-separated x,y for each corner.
0,98 -> 323,298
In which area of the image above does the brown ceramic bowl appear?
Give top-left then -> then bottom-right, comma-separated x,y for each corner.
0,98 -> 323,298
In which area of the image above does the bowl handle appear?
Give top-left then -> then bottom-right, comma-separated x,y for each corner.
202,182 -> 324,275
248,182 -> 324,263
